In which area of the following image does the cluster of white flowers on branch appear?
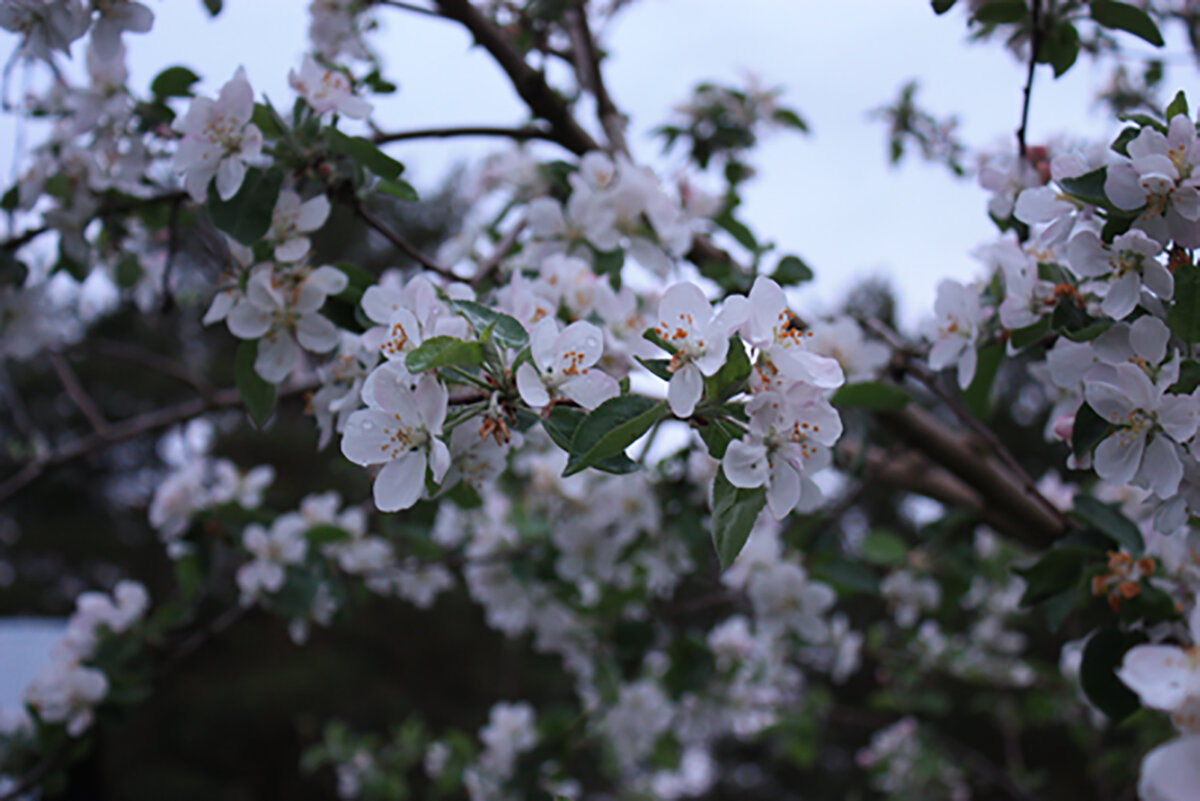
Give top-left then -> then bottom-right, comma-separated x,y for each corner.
7,0 -> 1200,799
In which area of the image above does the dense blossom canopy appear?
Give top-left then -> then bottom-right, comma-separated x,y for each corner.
4,1 -> 1200,799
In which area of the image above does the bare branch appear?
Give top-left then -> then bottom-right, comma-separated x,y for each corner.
49,352 -> 110,436
432,0 -> 600,155
563,3 -> 629,154
472,219 -> 526,289
372,124 -> 560,146
1,191 -> 188,253
866,317 -> 1072,537
0,378 -> 318,505
352,201 -> 460,281
1017,0 -> 1043,158
844,441 -> 1048,548
878,404 -> 1068,545
85,338 -> 217,400
375,0 -> 445,19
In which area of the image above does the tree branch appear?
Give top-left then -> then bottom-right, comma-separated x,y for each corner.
432,0 -> 600,156
472,218 -> 525,288
84,338 -> 217,400
48,352 -> 110,436
866,318 -> 1072,537
877,404 -> 1068,545
375,0 -> 445,19
1017,0 -> 1043,158
0,378 -> 318,505
844,441 -> 1049,548
352,201 -> 460,281
563,2 -> 629,154
372,124 -> 560,146
1,191 -> 188,253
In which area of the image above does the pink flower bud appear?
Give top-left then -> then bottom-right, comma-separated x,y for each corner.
1053,413 -> 1075,442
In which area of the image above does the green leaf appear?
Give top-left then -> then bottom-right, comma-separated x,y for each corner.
771,108 -> 809,133
378,178 -> 419,202
0,185 -> 17,212
445,481 -> 483,509
1061,318 -> 1113,342
705,337 -> 751,399
643,327 -> 678,355
697,416 -> 742,459
448,300 -> 528,350
714,209 -> 758,252
331,261 -> 377,303
1080,627 -> 1147,723
1009,315 -> 1051,349
235,340 -> 277,427
329,130 -> 404,181
541,406 -> 637,474
1091,0 -> 1165,47
1072,401 -> 1110,458
772,255 -> 814,286
932,0 -> 957,14
972,0 -> 1027,23
405,336 -> 484,373
174,554 -> 205,603
1166,90 -> 1189,121
1110,125 -> 1140,156
1040,21 -> 1079,77
1117,111 -> 1168,132
1014,546 -> 1094,606
1044,585 -> 1081,633
363,70 -> 397,94
1071,494 -> 1144,553
114,255 -> 143,288
963,343 -> 1003,418
711,468 -> 767,570
251,102 -> 287,140
1058,167 -> 1109,208
636,356 -> 673,381
811,557 -> 879,596
830,381 -> 910,410
1170,359 -> 1200,394
207,166 -> 284,246
1169,258 -> 1200,343
861,530 -> 908,566
593,247 -> 624,282
201,0 -> 223,15
563,396 -> 667,476
150,66 -> 201,99
305,525 -> 350,546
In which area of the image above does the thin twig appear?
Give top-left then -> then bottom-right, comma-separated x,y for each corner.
353,201 -> 459,281
372,125 -> 559,146
0,364 -> 37,438
0,378 -> 318,505
0,223 -> 47,252
48,352 -> 110,436
0,191 -> 188,253
160,605 -> 250,671
472,219 -> 525,288
85,338 -> 217,400
160,194 -> 183,309
1016,0 -> 1043,158
432,0 -> 600,156
865,317 -> 1072,535
375,0 -> 445,19
564,2 -> 629,155
0,601 -> 252,800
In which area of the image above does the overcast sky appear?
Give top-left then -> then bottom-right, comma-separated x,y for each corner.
2,0 -> 1197,325
2,0 -> 1200,706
